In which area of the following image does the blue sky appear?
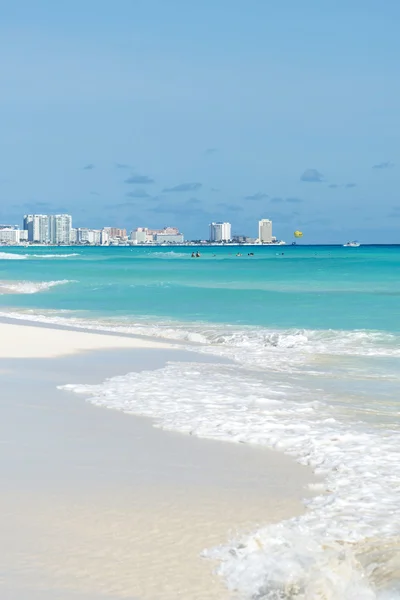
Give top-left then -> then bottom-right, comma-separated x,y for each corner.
1,0 -> 399,242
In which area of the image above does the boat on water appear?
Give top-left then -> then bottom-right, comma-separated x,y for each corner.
343,241 -> 360,247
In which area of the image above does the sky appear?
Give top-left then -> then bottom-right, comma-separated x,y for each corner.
1,0 -> 399,243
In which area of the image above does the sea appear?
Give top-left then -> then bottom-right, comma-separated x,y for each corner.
0,244 -> 399,599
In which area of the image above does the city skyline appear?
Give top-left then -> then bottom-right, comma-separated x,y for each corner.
0,2 -> 399,243
0,213 -> 282,245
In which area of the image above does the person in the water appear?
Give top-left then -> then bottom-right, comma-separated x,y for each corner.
196,251 -> 200,258
191,252 -> 195,258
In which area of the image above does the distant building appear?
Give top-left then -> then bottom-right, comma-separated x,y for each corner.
155,232 -> 184,244
232,234 -> 248,243
258,219 -> 273,243
23,214 -> 49,243
0,228 -> 20,244
209,222 -> 231,242
48,214 -> 72,245
100,229 -> 109,245
130,227 -> 150,243
0,224 -> 18,230
75,228 -> 102,245
130,226 -> 184,244
103,227 -> 127,239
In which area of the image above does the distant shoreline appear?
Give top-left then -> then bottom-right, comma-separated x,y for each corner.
0,243 -> 400,248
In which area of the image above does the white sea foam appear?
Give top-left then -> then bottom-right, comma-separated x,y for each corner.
0,280 -> 76,294
0,306 -> 399,596
0,252 -> 27,260
60,359 -> 400,599
0,251 -> 79,260
146,251 -> 188,258
30,253 -> 80,258
1,311 -> 397,366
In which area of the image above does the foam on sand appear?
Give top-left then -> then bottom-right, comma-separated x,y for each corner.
62,359 -> 400,599
0,347 -> 311,600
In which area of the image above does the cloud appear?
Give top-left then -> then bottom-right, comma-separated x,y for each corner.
286,197 -> 304,203
23,201 -> 50,208
125,190 -> 151,199
328,184 -> 339,189
22,203 -> 69,213
270,197 -> 284,204
205,148 -> 217,155
148,197 -> 208,216
300,169 -> 324,182
148,204 -> 207,216
244,192 -> 268,201
303,217 -> 332,226
124,174 -> 155,184
90,191 -> 100,196
267,212 -> 298,223
345,183 -> 357,188
104,202 -> 135,209
83,164 -> 95,170
217,203 -> 243,212
115,163 -> 130,169
372,161 -> 394,169
162,182 -> 202,193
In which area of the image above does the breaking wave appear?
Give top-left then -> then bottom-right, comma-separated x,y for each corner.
0,252 -> 27,260
0,252 -> 79,260
60,358 -> 400,599
0,306 -> 399,597
0,280 -> 76,294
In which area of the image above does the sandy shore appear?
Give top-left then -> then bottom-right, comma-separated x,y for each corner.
0,321 -> 172,357
0,323 -> 316,599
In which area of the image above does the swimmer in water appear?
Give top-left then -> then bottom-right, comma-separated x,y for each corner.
191,252 -> 195,258
196,251 -> 200,258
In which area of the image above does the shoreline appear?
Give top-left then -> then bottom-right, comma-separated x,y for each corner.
0,322 -> 317,599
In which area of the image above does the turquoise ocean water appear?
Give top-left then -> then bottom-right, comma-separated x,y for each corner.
1,245 -> 400,599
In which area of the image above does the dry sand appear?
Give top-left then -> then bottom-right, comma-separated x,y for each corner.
0,324 -> 317,599
0,321 -> 171,358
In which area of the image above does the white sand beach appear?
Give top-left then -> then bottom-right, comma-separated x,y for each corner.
0,321 -> 316,599
0,321 -> 172,358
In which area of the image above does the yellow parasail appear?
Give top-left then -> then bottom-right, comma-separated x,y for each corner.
294,230 -> 303,238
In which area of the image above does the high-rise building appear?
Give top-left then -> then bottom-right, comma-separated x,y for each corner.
23,214 -> 49,243
48,214 -> 72,245
209,222 -> 231,242
258,219 -> 273,243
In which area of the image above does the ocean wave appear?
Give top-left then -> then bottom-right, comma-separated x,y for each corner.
145,251 -> 188,258
60,360 -> 400,599
0,251 -> 79,260
0,280 -> 76,294
1,306 -> 399,595
30,253 -> 80,258
0,310 -> 398,364
0,252 -> 27,260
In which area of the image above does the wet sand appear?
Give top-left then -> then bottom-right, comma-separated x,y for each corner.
0,326 -> 316,599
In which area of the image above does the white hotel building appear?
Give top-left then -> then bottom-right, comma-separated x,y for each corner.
23,214 -> 72,244
258,219 -> 273,243
209,222 -> 231,242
